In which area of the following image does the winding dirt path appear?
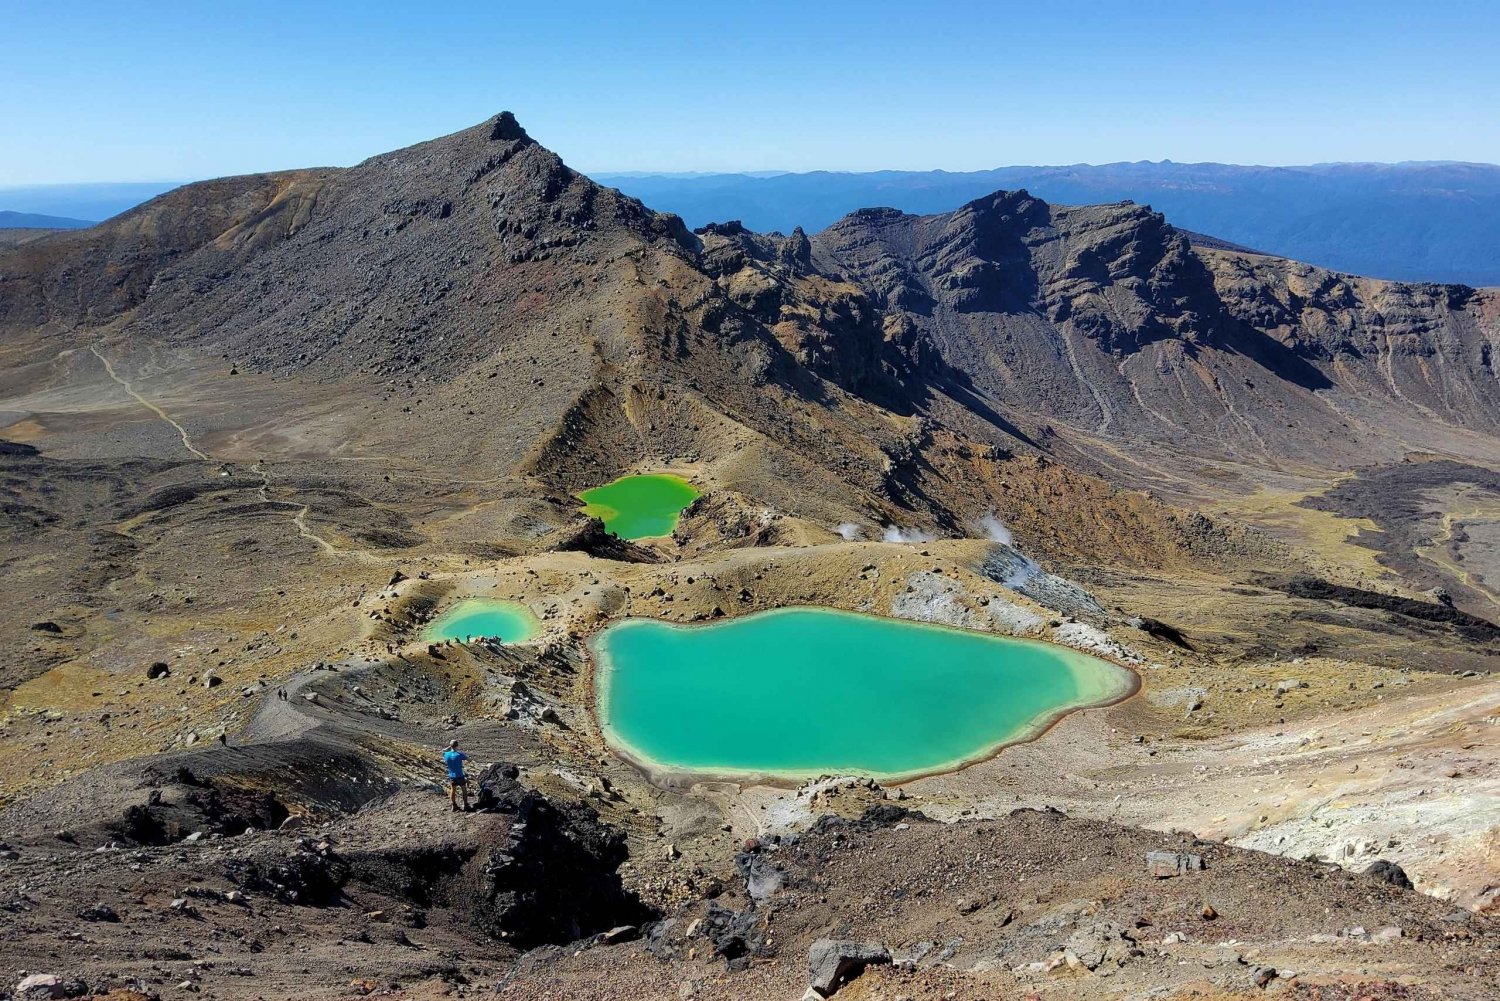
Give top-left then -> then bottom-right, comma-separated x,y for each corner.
251,461 -> 381,564
90,345 -> 210,460
89,346 -> 381,562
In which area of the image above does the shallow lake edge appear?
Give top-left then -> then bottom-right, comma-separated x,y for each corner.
588,605 -> 1142,788
422,597 -> 544,645
575,471 -> 701,541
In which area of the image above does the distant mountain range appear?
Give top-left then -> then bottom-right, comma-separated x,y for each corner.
0,210 -> 96,229
6,114 -> 1499,489
597,161 -> 1500,287
9,162 -> 1500,285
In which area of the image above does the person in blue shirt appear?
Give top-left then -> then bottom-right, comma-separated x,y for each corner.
443,739 -> 471,813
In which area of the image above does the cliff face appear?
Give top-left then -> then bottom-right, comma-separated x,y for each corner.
1204,251 -> 1499,426
812,192 -> 1500,470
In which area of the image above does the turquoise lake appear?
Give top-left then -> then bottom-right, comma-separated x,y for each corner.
425,599 -> 541,644
594,607 -> 1133,781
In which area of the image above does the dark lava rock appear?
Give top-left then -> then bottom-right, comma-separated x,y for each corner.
343,844 -> 471,907
29,621 -> 63,634
1269,575 -> 1500,643
461,763 -> 653,948
146,661 -> 171,679
702,902 -> 771,970
546,516 -> 660,563
111,772 -> 287,845
78,902 -> 119,922
735,851 -> 784,903
1364,859 -> 1415,890
224,842 -> 347,905
807,803 -> 927,837
807,938 -> 891,996
1127,615 -> 1193,649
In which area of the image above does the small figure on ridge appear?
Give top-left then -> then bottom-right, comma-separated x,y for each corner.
444,738 -> 471,813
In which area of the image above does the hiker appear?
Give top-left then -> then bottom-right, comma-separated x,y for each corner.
444,738 -> 471,813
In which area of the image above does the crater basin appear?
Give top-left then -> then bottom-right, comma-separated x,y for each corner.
577,473 -> 700,540
425,599 -> 541,644
594,607 -> 1135,782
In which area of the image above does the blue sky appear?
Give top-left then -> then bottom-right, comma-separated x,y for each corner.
4,0 -> 1499,184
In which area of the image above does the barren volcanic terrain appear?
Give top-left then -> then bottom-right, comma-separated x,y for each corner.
0,114 -> 1496,1000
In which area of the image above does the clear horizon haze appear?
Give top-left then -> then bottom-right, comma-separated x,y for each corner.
4,0 -> 1499,185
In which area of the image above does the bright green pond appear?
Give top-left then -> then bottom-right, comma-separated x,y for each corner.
577,473 -> 700,540
594,607 -> 1133,781
425,599 -> 541,644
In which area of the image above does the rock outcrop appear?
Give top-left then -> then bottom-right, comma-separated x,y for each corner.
807,938 -> 891,996
461,764 -> 653,947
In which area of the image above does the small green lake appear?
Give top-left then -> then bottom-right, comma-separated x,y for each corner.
594,607 -> 1134,781
425,599 -> 541,644
577,473 -> 700,540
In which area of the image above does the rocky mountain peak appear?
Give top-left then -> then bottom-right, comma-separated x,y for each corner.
488,110 -> 530,143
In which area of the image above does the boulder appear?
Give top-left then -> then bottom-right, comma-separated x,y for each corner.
1146,851 -> 1205,878
700,903 -> 767,969
807,938 -> 890,996
1042,948 -> 1088,976
1364,859 -> 1415,890
15,974 -> 88,1000
78,902 -> 120,922
735,851 -> 784,903
147,661 -> 171,679
1063,921 -> 1142,969
1126,615 -> 1192,648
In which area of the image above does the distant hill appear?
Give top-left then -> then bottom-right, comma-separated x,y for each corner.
0,210 -> 94,229
0,182 -> 180,226
598,161 -> 1500,287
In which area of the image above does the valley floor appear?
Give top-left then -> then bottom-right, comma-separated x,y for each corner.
2,340 -> 1498,999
